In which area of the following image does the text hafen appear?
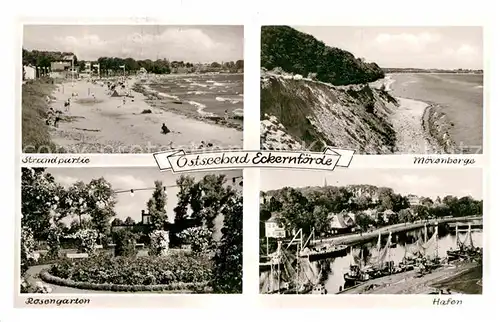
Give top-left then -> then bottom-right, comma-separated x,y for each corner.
433,298 -> 463,306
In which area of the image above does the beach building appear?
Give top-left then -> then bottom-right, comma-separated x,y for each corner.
23,65 -> 36,80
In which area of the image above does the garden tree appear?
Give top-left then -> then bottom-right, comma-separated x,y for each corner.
124,216 -> 136,226
67,181 -> 89,227
111,218 -> 124,226
172,175 -> 196,246
84,178 -> 117,243
194,174 -> 236,231
21,168 -> 71,240
377,187 -> 395,211
212,193 -> 243,293
436,196 -> 442,204
147,181 -> 168,231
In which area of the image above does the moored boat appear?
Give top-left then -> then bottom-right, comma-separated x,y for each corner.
299,244 -> 348,261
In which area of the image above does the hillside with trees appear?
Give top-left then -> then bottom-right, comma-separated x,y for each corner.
261,26 -> 385,86
260,185 -> 483,239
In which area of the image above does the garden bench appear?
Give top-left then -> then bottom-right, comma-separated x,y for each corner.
66,253 -> 89,260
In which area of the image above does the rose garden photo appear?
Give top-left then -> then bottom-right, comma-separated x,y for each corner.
20,167 -> 243,294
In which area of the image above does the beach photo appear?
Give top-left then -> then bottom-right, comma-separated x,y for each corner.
20,167 -> 243,294
22,25 -> 244,153
260,26 -> 483,154
259,168 -> 483,294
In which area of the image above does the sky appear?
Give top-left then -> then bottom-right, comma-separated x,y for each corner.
47,167 -> 242,224
23,25 -> 243,63
293,26 -> 483,70
261,168 -> 483,200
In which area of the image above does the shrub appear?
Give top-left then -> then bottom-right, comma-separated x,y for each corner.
66,229 -> 99,255
21,227 -> 36,275
113,229 -> 137,257
48,252 -> 213,286
149,230 -> 169,256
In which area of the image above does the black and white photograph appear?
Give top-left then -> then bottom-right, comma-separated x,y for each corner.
260,26 -> 483,154
22,25 -> 244,154
259,168 -> 483,294
20,167 -> 243,294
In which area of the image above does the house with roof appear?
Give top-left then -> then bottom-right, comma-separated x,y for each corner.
329,211 -> 356,235
407,194 -> 420,206
265,212 -> 286,238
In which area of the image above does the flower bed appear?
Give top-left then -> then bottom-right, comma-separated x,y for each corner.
46,253 -> 213,292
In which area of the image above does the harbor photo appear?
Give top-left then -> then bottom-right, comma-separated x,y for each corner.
20,167 -> 243,294
22,25 -> 244,153
259,168 -> 483,294
260,26 -> 483,154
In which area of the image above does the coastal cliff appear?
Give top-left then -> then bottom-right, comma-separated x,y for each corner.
260,72 -> 398,153
260,26 -> 455,154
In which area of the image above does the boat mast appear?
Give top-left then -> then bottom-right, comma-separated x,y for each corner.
456,224 -> 459,248
424,223 -> 427,243
435,223 -> 439,259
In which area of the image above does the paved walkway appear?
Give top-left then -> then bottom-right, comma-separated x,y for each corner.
24,265 -> 112,294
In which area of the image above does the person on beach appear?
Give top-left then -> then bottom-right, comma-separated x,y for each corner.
161,123 -> 170,134
224,109 -> 229,121
64,98 -> 71,112
54,111 -> 62,128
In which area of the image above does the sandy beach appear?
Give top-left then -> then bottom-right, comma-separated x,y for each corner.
379,75 -> 443,153
47,77 -> 243,153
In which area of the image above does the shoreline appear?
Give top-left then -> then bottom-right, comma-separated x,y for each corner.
133,78 -> 244,132
381,75 -> 457,154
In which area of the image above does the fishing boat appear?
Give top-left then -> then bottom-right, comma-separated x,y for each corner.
447,224 -> 480,261
299,244 -> 348,261
261,229 -> 323,294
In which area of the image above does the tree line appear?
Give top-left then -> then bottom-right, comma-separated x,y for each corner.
261,26 -> 385,86
260,185 -> 483,238
22,49 -> 244,74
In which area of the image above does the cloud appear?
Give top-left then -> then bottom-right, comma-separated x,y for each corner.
106,175 -> 149,191
373,32 -> 441,52
50,28 -> 239,62
54,175 -> 79,187
382,174 -> 441,195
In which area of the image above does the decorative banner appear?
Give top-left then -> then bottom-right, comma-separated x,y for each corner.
153,147 -> 354,173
